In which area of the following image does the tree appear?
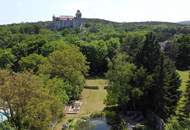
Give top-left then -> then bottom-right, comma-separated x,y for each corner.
19,53 -> 46,72
106,37 -> 120,58
106,53 -> 151,110
39,44 -> 89,99
165,117 -> 190,130
0,122 -> 16,130
121,32 -> 145,60
19,24 -> 40,34
135,32 -> 181,120
41,40 -> 66,57
0,28 -> 13,48
0,49 -> 15,69
41,41 -> 57,56
164,41 -> 179,62
44,77 -> 69,103
175,35 -> 190,70
12,36 -> 47,58
178,73 -> 190,119
0,70 -> 63,130
107,32 -> 181,120
135,32 -> 161,73
80,40 -> 108,76
150,55 -> 181,119
184,74 -> 190,117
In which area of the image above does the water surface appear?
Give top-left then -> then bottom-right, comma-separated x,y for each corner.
76,118 -> 111,130
89,118 -> 111,130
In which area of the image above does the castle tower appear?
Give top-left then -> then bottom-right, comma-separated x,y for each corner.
76,10 -> 82,19
52,15 -> 56,21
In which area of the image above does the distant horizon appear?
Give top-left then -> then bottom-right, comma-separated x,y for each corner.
0,17 -> 186,26
0,0 -> 190,25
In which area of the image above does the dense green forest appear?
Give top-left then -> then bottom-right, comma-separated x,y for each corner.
0,19 -> 190,130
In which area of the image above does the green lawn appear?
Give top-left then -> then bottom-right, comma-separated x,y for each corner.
55,79 -> 108,130
79,79 -> 108,115
66,79 -> 108,119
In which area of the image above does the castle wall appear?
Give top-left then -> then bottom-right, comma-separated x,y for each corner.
73,18 -> 82,28
50,10 -> 82,30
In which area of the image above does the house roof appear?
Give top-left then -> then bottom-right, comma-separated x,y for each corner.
57,15 -> 74,20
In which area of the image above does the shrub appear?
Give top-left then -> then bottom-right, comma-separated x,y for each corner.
84,86 -> 99,89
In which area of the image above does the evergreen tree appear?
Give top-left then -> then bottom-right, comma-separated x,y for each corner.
175,35 -> 190,70
135,32 -> 181,120
135,32 -> 161,73
184,74 -> 190,117
152,55 -> 181,119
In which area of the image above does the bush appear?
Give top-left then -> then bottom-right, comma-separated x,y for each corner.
133,125 -> 153,130
84,86 -> 99,89
0,122 -> 16,130
104,86 -> 108,89
90,112 -> 105,118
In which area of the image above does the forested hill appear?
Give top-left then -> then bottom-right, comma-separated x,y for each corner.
0,18 -> 189,75
1,18 -> 189,39
1,18 -> 189,31
179,21 -> 190,25
84,18 -> 181,26
0,17 -> 190,130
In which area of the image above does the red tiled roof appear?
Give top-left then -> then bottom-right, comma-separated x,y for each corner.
57,15 -> 74,20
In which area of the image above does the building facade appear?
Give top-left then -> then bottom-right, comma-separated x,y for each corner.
50,10 -> 83,30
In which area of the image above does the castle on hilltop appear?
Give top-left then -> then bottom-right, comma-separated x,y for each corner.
50,10 -> 83,30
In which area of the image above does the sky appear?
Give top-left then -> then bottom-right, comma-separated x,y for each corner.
0,0 -> 190,25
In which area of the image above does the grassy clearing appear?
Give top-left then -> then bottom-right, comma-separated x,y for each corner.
67,79 -> 108,119
79,79 -> 108,115
55,79 -> 108,130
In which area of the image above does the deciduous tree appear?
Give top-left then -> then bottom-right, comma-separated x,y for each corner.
0,70 -> 63,130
